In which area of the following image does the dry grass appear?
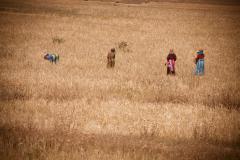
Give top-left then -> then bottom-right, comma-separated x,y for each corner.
0,0 -> 240,159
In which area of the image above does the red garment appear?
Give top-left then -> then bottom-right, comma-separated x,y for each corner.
167,53 -> 177,61
195,54 -> 204,63
196,54 -> 204,59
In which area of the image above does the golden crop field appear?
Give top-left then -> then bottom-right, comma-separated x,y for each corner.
0,0 -> 240,159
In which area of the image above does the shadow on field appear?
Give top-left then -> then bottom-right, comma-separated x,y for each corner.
0,124 -> 239,160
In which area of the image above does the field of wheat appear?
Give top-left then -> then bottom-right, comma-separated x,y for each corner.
0,0 -> 240,159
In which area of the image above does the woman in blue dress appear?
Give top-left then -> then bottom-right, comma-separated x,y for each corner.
195,50 -> 205,75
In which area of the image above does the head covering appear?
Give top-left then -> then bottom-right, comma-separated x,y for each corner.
111,48 -> 115,52
197,50 -> 204,55
44,53 -> 49,59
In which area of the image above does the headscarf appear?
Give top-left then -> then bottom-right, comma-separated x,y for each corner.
111,48 -> 115,52
197,50 -> 204,55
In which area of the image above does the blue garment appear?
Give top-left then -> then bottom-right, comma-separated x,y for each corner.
48,54 -> 55,61
196,59 -> 204,75
44,53 -> 59,64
